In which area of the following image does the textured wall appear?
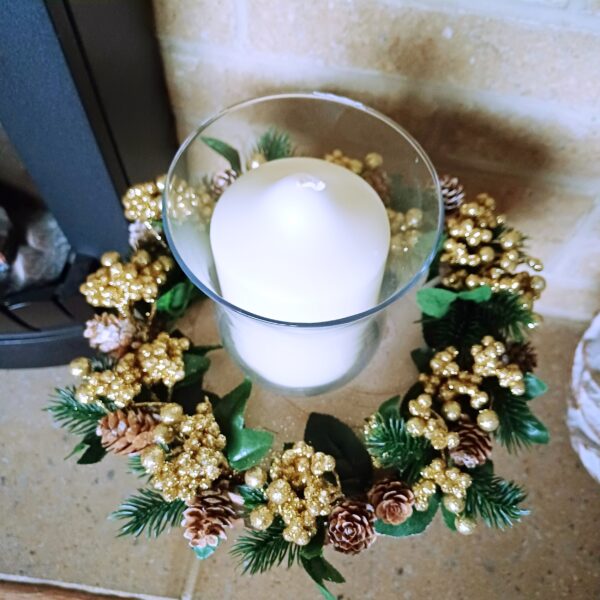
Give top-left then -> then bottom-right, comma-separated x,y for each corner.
153,0 -> 600,319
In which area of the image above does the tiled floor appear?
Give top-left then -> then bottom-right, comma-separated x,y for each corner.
1,172 -> 599,599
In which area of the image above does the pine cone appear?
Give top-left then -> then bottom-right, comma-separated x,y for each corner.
96,408 -> 158,455
439,174 -> 465,212
327,500 -> 376,555
449,418 -> 492,468
367,479 -> 415,525
504,342 -> 538,373
182,483 -> 242,548
84,313 -> 136,356
362,169 -> 391,205
210,169 -> 238,198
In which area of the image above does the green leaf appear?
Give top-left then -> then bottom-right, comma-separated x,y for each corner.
300,554 -> 345,600
300,521 -> 326,560
76,431 -> 107,464
416,288 -> 457,318
377,395 -> 401,420
237,485 -> 267,513
228,428 -> 274,471
465,462 -> 529,529
305,413 -> 372,496
156,280 -> 203,319
375,494 -> 439,536
201,136 -> 242,174
231,518 -> 301,574
410,348 -> 434,372
524,373 -> 548,399
194,544 -> 219,560
174,353 -> 210,389
111,489 -> 186,538
440,504 -> 457,531
491,384 -> 550,451
213,380 -> 273,470
212,379 -> 252,438
458,286 -> 493,303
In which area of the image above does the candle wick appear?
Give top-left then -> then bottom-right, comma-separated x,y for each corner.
296,175 -> 326,192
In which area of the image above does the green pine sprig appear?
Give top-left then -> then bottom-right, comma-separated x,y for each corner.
231,518 -> 301,575
464,463 -> 529,529
127,455 -> 149,479
111,489 -> 186,538
46,387 -> 109,436
422,290 -> 535,355
490,384 -> 549,452
364,412 -> 432,484
255,128 -> 294,161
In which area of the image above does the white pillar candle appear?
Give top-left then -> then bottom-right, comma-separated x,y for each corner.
210,157 -> 390,390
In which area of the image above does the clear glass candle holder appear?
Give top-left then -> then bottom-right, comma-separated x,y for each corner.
164,92 -> 442,396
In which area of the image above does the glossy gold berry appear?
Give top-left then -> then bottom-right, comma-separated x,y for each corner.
477,409 -> 499,432
244,466 -> 267,489
249,505 -> 274,530
455,515 -> 477,535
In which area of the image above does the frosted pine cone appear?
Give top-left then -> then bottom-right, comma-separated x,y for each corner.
327,500 -> 376,555
210,169 -> 237,198
182,483 -> 243,548
367,479 -> 415,525
128,221 -> 156,250
97,408 -> 159,455
440,174 -> 465,212
504,342 -> 538,373
84,313 -> 136,356
450,418 -> 493,468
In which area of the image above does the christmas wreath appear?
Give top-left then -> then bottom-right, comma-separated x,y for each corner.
47,130 -> 549,599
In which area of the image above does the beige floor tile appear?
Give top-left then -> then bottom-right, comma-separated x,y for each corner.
0,366 -> 191,598
182,307 -> 600,599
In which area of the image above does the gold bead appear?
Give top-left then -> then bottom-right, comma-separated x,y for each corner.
249,505 -> 273,530
100,251 -> 120,267
446,431 -> 460,449
406,417 -> 426,436
530,275 -> 546,292
244,466 -> 267,489
365,152 -> 383,169
266,479 -> 292,505
455,515 -> 477,535
70,357 -> 90,378
160,403 -> 184,425
406,208 -> 423,229
443,494 -> 465,515
477,409 -> 499,432
441,400 -> 462,421
153,423 -> 175,444
140,445 -> 164,473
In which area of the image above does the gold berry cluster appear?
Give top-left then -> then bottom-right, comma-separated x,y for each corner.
79,250 -> 173,315
471,336 -> 525,396
413,458 -> 476,535
122,176 -> 165,222
141,400 -> 228,503
388,207 -> 423,254
246,442 -> 341,546
405,392 -> 460,450
167,175 -> 216,223
324,150 -> 391,204
440,193 -> 545,309
70,333 -> 189,407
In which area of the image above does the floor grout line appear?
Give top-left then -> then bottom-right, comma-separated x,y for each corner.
0,573 -> 178,600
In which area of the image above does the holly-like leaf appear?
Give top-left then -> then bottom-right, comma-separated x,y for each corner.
377,395 -> 401,420
524,373 -> 548,400
201,136 -> 242,174
304,413 -> 372,496
237,485 -> 267,513
300,554 -> 345,600
155,280 -> 203,319
76,431 -> 107,465
174,353 -> 210,389
416,288 -> 457,318
213,380 -> 273,470
440,504 -> 457,531
194,544 -> 219,560
417,286 -> 493,318
299,524 -> 326,560
227,428 -> 274,471
458,286 -> 493,303
410,348 -> 434,372
374,494 -> 439,537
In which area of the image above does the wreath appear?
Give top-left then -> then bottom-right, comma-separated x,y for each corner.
47,130 -> 549,599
